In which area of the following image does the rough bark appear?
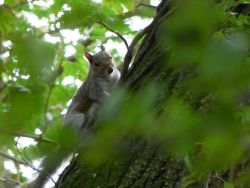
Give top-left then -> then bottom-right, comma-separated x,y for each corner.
54,1 -> 187,188
55,1 -> 204,187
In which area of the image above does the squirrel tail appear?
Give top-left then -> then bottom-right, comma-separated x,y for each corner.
25,147 -> 72,188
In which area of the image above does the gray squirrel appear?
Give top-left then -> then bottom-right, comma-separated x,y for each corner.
21,45 -> 120,188
65,45 -> 120,130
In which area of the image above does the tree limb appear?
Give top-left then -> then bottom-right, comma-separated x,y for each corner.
120,0 -> 173,81
0,151 -> 27,165
98,21 -> 130,52
122,0 -> 178,81
120,24 -> 152,82
15,137 -> 56,184
136,3 -> 157,9
41,38 -> 64,136
0,177 -> 21,185
0,129 -> 57,145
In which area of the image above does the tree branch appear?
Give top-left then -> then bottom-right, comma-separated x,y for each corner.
15,137 -> 56,184
0,129 -> 57,145
0,151 -> 27,165
41,38 -> 64,136
98,21 -> 130,52
120,24 -> 152,82
120,0 -> 172,81
136,3 -> 157,9
121,0 -> 178,81
0,177 -> 21,185
205,172 -> 211,188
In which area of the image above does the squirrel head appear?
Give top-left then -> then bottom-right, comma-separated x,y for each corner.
84,46 -> 114,76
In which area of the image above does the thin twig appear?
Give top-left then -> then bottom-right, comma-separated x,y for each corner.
41,38 -> 64,136
14,160 -> 21,183
15,132 -> 56,144
0,31 -> 2,54
205,172 -> 211,188
97,21 -> 139,82
0,129 -> 57,144
98,21 -> 130,52
0,151 -> 27,165
136,3 -> 157,9
215,173 -> 225,182
15,137 -> 56,184
43,86 -> 53,130
0,177 -> 21,185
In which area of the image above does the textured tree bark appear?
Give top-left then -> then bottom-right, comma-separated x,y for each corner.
54,1 -> 201,187
55,1 -> 188,188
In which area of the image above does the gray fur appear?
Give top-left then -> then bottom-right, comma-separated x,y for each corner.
65,51 -> 120,130
21,50 -> 120,188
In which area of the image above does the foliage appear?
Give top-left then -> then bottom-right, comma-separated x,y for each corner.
0,0 -> 249,187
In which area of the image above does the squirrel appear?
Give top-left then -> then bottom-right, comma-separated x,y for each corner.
21,45 -> 120,188
64,45 -> 120,130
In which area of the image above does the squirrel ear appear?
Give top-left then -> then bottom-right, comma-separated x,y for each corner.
101,44 -> 105,51
84,51 -> 93,62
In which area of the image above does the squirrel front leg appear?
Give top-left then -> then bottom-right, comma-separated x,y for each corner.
86,102 -> 99,120
64,109 -> 88,130
65,101 -> 101,131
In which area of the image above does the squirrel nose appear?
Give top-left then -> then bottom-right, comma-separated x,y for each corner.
108,67 -> 113,74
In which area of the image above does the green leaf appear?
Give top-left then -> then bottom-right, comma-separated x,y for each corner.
122,0 -> 136,10
90,27 -> 106,38
4,0 -> 16,6
0,7 -> 15,34
224,182 -> 234,188
12,35 -> 55,79
60,0 -> 97,28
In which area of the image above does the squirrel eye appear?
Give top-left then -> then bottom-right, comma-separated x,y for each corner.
94,62 -> 99,67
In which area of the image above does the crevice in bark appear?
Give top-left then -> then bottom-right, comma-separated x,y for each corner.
130,150 -> 158,187
151,159 -> 170,185
115,140 -> 147,187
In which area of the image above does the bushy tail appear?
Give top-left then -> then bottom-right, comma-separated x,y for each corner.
22,147 -> 72,188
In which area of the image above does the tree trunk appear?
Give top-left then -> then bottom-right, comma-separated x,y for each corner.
54,1 -> 215,187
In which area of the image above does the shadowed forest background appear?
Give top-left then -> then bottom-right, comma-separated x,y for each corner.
0,0 -> 250,187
